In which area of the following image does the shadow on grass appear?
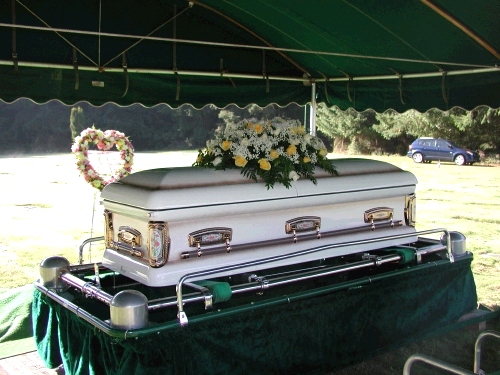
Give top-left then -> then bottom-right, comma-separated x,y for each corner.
329,310 -> 500,375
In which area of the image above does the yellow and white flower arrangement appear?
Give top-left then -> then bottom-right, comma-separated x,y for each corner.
71,127 -> 134,191
193,118 -> 337,188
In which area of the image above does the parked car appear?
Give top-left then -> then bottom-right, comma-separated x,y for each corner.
407,137 -> 480,165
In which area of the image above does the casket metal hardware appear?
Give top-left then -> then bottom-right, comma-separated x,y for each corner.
112,241 -> 143,258
364,207 -> 394,231
180,219 -> 403,260
148,222 -> 170,268
405,194 -> 417,227
118,226 -> 142,247
104,210 -> 114,249
285,216 -> 321,243
188,227 -> 233,257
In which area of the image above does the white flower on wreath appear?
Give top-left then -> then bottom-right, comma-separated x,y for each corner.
71,127 -> 134,192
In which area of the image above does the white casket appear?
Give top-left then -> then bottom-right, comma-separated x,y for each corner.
100,158 -> 418,286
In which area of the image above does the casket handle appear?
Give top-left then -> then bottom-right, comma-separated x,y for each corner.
285,216 -> 321,243
187,227 -> 233,257
118,226 -> 142,247
364,207 -> 394,230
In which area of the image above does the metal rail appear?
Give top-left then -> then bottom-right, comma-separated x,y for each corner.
150,252 -> 406,311
60,272 -> 113,305
474,330 -> 500,374
78,236 -> 105,265
34,256 -> 461,339
176,228 -> 452,325
403,353 -> 474,375
404,329 -> 500,374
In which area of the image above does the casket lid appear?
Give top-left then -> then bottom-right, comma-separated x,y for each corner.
100,158 -> 417,211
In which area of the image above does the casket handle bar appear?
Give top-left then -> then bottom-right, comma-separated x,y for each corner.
176,228 -> 454,326
118,226 -> 142,247
180,220 -> 403,259
187,227 -> 232,257
110,226 -> 144,258
364,207 -> 394,230
285,216 -> 321,242
112,240 -> 143,258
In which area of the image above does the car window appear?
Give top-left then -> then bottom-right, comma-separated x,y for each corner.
419,139 -> 435,147
437,140 -> 451,148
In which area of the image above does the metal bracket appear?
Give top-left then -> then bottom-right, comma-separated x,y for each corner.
361,253 -> 382,267
184,282 -> 213,311
177,311 -> 188,326
248,274 -> 269,295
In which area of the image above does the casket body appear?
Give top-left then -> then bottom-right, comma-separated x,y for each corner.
100,158 -> 417,286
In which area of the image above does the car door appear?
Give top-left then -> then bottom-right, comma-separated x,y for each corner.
420,139 -> 438,160
435,139 -> 454,162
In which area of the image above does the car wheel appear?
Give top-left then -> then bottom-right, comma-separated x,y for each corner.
454,154 -> 466,165
412,153 -> 424,163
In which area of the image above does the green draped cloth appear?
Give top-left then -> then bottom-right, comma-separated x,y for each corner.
32,257 -> 477,375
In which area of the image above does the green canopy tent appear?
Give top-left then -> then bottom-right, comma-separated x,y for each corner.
1,0 -> 499,114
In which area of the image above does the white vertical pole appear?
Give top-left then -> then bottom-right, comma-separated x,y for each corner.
309,82 -> 316,135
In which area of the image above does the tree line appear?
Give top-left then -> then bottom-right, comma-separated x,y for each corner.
0,98 -> 498,157
316,104 -> 500,157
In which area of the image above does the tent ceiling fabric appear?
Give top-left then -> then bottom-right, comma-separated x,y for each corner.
0,0 -> 499,111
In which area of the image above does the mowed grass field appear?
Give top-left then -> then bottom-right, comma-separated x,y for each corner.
0,151 -> 498,310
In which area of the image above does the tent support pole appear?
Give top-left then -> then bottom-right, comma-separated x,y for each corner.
0,59 -> 496,82
309,82 -> 316,136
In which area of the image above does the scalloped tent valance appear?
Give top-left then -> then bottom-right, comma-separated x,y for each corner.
1,0 -> 499,112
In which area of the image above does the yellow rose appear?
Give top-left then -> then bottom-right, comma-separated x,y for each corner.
269,149 -> 279,160
293,126 -> 306,135
234,155 -> 248,167
254,123 -> 263,134
303,156 -> 311,163
258,158 -> 271,171
221,140 -> 231,151
318,148 -> 328,157
286,144 -> 297,156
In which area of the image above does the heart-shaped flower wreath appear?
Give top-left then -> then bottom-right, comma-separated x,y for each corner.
71,128 -> 134,191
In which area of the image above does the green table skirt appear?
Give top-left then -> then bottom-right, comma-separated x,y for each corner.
32,257 -> 477,375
